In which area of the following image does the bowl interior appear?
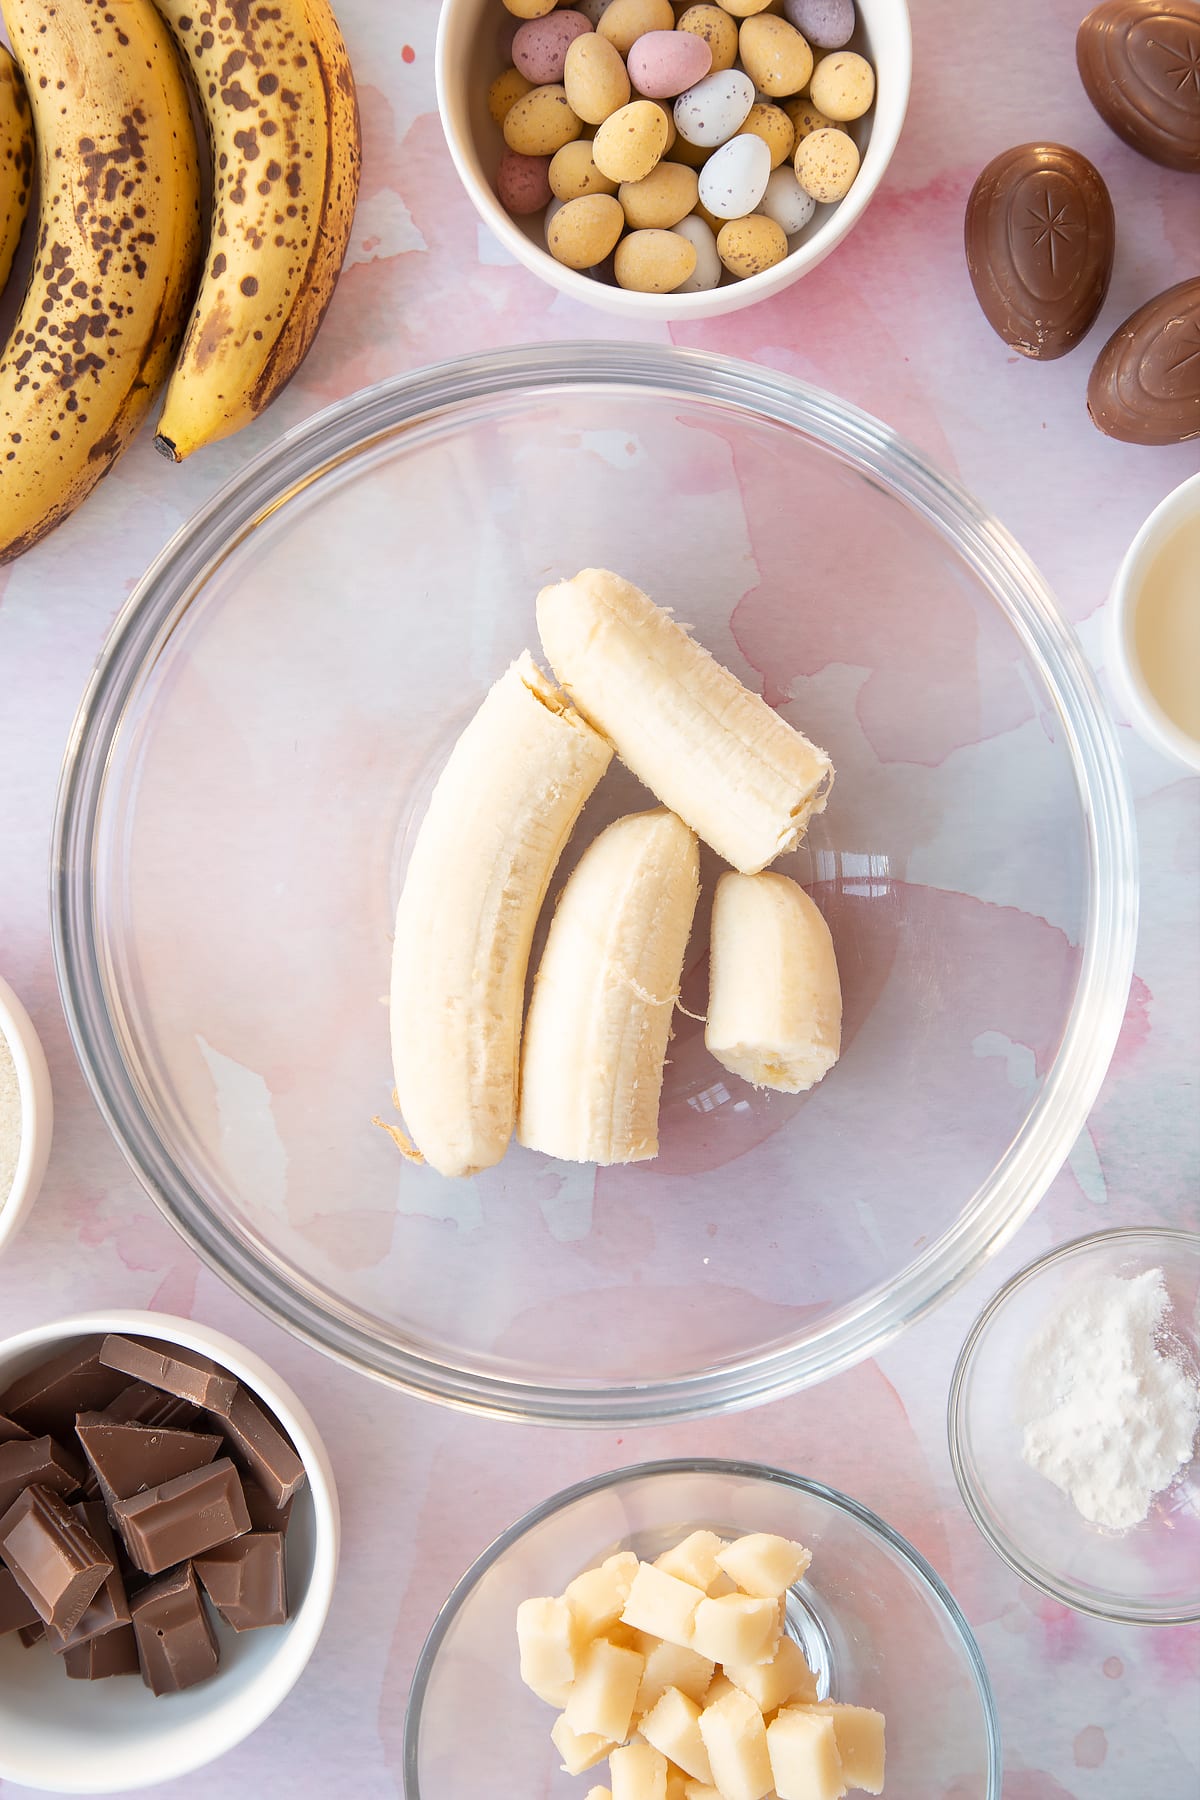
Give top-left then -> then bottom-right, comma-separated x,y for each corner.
950,1231 -> 1200,1626
55,348 -> 1134,1419
0,976 -> 53,1257
405,1462 -> 1000,1798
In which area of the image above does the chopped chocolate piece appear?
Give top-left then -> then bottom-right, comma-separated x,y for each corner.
195,1531 -> 288,1631
113,1457 -> 250,1575
0,1342 -> 129,1440
0,1435 -> 84,1515
130,1564 -> 219,1695
0,1485 -> 113,1635
1077,1 -> 1200,174
99,1336 -> 237,1413
101,1381 -> 200,1432
75,1414 -> 222,1507
63,1624 -> 141,1680
0,1564 -> 41,1634
17,1619 -> 45,1647
0,1413 -> 32,1446
45,1505 -> 131,1652
216,1386 -> 306,1509
242,1479 -> 294,1536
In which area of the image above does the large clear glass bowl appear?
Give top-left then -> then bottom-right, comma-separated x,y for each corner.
403,1459 -> 1002,1797
52,344 -> 1137,1423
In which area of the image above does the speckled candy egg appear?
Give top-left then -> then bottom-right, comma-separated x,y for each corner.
698,131 -> 772,218
782,0 -> 855,50
574,0 -> 614,23
503,84 -> 584,155
794,124 -> 860,199
618,158 -> 699,227
676,4 -> 739,74
547,192 -> 626,267
614,226 -> 697,290
758,164 -> 816,233
513,10 -> 593,84
592,98 -> 670,181
596,0 -> 674,59
549,137 -> 619,199
497,147 -> 555,215
627,28 -> 712,99
502,0 -> 557,19
736,101 -> 795,169
673,67 -> 756,147
717,212 -> 788,277
563,32 -> 630,123
671,213 -> 722,290
809,49 -> 875,121
738,15 -> 814,98
488,66 -> 534,126
785,96 -> 837,140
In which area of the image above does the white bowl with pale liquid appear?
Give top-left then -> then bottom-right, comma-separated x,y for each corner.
1109,470 -> 1200,776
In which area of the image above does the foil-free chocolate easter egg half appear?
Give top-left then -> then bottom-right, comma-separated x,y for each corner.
1088,275 -> 1200,444
965,143 -> 1116,360
1077,0 -> 1200,175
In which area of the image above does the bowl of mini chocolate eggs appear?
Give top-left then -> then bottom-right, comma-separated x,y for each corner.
436,0 -> 912,316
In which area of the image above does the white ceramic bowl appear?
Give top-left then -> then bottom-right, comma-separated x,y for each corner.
1108,469 -> 1200,775
0,1310 -> 340,1793
435,0 -> 912,319
0,974 -> 53,1260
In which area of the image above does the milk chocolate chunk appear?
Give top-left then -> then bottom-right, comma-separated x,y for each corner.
63,1624 -> 141,1680
0,1435 -> 84,1515
113,1457 -> 250,1575
0,1486 -> 112,1635
1088,275 -> 1200,442
45,1505 -> 132,1652
0,1564 -> 41,1634
965,142 -> 1115,358
195,1531 -> 288,1630
99,1336 -> 238,1413
17,1620 -> 44,1647
0,1413 -> 31,1446
216,1386 -> 306,1509
75,1414 -> 222,1508
1077,0 -> 1200,174
0,1342 -> 128,1440
101,1382 -> 200,1432
130,1563 -> 219,1695
242,1479 -> 295,1536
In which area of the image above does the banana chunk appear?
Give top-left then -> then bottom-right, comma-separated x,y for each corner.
705,871 -> 841,1093
518,808 -> 700,1165
390,654 -> 611,1178
536,569 -> 833,874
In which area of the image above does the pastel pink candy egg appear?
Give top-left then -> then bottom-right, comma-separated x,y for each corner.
497,148 -> 554,216
626,29 -> 712,100
512,10 -> 593,85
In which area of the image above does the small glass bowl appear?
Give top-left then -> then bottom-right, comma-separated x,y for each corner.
403,1458 -> 1001,1798
948,1228 -> 1200,1627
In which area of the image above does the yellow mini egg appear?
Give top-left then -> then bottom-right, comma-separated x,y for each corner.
619,159 -> 699,227
502,84 -> 585,156
794,124 -> 860,199
597,0 -> 674,58
488,66 -> 534,126
550,138 -> 619,199
563,32 -> 631,125
502,0 -> 557,17
716,212 -> 788,277
710,0 -> 772,19
614,226 -> 698,290
735,101 -> 795,168
676,3 -> 739,72
547,193 -> 627,268
809,49 -> 875,121
593,98 -> 670,182
737,14 -> 814,96
785,97 -> 836,139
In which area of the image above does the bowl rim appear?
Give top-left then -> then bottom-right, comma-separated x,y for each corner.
0,972 -> 54,1261
51,341 -> 1139,1425
401,1455 -> 1003,1799
947,1226 -> 1200,1628
0,1308 -> 341,1792
1106,468 -> 1200,775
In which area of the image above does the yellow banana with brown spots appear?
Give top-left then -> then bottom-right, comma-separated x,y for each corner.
0,44 -> 33,296
0,0 -> 202,564
151,0 -> 362,461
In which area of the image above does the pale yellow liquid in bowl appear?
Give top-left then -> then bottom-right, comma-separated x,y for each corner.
1133,511 -> 1200,743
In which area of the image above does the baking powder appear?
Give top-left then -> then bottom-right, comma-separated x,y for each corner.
0,1028 -> 20,1206
1020,1266 -> 1200,1530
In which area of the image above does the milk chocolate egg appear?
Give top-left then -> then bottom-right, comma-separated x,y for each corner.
964,142 -> 1115,360
1077,0 -> 1200,175
1088,276 -> 1200,445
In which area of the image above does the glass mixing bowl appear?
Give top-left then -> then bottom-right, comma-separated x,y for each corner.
52,344 -> 1137,1423
403,1458 -> 1002,1798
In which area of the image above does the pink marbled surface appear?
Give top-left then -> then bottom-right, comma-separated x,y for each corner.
0,0 -> 1198,1794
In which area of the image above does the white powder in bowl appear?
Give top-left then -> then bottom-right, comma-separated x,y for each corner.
1020,1266 -> 1200,1530
0,1028 -> 21,1208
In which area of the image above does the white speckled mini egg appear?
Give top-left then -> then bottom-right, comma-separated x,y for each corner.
758,164 -> 816,234
671,213 -> 723,290
673,67 -> 755,147
697,131 -> 771,218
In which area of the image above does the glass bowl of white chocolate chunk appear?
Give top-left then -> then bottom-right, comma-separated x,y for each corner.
53,342 -> 1136,1423
403,1458 -> 1001,1798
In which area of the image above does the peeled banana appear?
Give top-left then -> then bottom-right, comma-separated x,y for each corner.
518,807 -> 700,1165
389,655 -> 612,1180
151,0 -> 361,461
0,45 -> 32,295
0,0 -> 202,564
537,569 -> 833,875
706,871 -> 842,1093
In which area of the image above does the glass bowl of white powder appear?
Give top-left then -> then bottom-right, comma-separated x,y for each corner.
0,974 -> 53,1261
948,1228 -> 1200,1626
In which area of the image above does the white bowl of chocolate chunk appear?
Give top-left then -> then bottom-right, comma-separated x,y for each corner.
0,1310 -> 340,1793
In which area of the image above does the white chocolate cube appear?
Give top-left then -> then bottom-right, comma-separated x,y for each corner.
691,1592 -> 782,1667
799,1702 -> 886,1793
610,1740 -> 669,1800
517,1595 -> 578,1706
715,1532 -> 812,1599
551,1712 -> 615,1775
564,1636 -> 645,1744
621,1562 -> 705,1649
567,1552 -> 641,1640
664,1768 -> 690,1800
766,1707 -> 846,1800
654,1530 -> 726,1593
636,1640 -> 715,1714
702,1671 -> 736,1707
640,1686 -> 714,1785
697,1686 -> 774,1800
706,1571 -> 738,1598
726,1634 -> 819,1713
683,1787 -> 722,1800
585,1790 -> 614,1800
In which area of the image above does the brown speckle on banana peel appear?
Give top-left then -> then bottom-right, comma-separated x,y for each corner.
152,0 -> 362,461
0,0 -> 203,564
0,47 -> 34,296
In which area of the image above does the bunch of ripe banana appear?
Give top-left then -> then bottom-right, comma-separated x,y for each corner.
387,570 -> 845,1180
0,0 -> 360,564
